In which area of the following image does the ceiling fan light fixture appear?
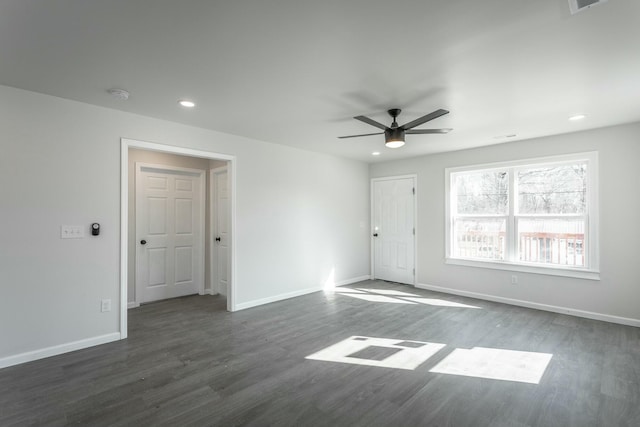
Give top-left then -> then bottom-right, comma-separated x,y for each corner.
385,128 -> 405,148
385,139 -> 405,148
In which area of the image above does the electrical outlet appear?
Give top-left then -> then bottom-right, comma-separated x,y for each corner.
511,275 -> 518,285
101,299 -> 111,312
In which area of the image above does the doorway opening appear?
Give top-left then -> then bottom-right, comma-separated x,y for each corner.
120,138 -> 236,340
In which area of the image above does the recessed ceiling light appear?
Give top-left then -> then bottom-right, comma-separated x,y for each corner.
569,114 -> 586,121
107,88 -> 130,100
372,152 -> 381,156
178,99 -> 196,108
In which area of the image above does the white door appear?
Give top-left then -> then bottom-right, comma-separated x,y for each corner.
372,177 -> 416,285
136,164 -> 205,303
211,167 -> 230,296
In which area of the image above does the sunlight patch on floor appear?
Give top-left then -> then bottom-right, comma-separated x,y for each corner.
334,288 -> 481,309
344,294 -> 417,304
430,347 -> 552,384
307,337 -> 552,384
306,336 -> 445,370
355,288 -> 419,297
332,288 -> 367,294
401,297 -> 481,309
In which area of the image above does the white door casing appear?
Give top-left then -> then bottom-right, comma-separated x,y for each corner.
372,176 -> 416,285
136,163 -> 205,303
210,166 -> 230,296
122,138 -> 237,341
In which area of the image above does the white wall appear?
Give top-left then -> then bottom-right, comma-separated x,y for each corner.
370,122 -> 640,324
0,85 -> 370,364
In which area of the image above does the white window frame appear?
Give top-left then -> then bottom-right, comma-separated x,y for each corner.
445,152 -> 599,280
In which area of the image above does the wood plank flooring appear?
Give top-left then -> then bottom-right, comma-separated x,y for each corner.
1,280 -> 639,426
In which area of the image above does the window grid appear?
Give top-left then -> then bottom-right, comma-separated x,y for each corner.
447,154 -> 597,274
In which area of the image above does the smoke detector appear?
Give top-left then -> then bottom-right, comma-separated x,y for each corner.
569,0 -> 608,15
107,88 -> 130,100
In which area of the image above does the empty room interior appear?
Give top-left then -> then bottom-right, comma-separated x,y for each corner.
1,1 -> 639,426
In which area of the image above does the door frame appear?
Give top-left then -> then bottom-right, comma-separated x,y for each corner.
209,165 -> 228,296
135,162 -> 206,305
370,174 -> 418,284
120,138 -> 237,340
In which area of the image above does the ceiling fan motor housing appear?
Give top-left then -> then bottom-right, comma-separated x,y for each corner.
385,127 -> 405,144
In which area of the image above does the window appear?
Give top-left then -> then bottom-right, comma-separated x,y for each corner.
446,152 -> 598,279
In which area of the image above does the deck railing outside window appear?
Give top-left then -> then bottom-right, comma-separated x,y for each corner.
519,232 -> 584,266
454,230 -> 584,266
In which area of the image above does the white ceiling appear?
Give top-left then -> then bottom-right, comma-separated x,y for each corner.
1,0 -> 639,163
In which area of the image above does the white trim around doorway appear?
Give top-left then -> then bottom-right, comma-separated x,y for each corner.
120,138 -> 238,341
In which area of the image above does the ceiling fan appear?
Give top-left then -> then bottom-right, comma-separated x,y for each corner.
339,108 -> 452,148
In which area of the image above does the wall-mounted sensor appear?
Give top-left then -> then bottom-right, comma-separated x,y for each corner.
91,223 -> 100,236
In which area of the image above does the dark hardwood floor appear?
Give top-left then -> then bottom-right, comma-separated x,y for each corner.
1,280 -> 639,426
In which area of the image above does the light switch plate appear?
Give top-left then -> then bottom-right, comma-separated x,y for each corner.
101,299 -> 111,312
61,225 -> 84,239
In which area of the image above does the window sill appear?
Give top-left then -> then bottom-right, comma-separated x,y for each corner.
445,258 -> 600,281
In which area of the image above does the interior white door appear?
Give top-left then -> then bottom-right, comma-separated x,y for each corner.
212,167 -> 230,296
373,177 -> 416,285
136,164 -> 204,303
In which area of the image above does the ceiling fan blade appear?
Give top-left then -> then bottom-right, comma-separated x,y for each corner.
354,115 -> 389,130
401,109 -> 449,130
338,132 -> 384,139
406,128 -> 453,134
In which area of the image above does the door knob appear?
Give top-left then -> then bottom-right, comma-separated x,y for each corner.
373,233 -> 378,237
140,239 -> 147,245
215,237 -> 221,242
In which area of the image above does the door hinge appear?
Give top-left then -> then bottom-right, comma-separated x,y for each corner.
412,187 -> 415,195
413,227 -> 415,235
413,268 -> 415,276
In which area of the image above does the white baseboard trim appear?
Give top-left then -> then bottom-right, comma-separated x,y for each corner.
416,283 -> 640,328
335,275 -> 372,287
235,287 -> 320,311
234,275 -> 372,311
0,332 -> 121,370
127,302 -> 140,309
